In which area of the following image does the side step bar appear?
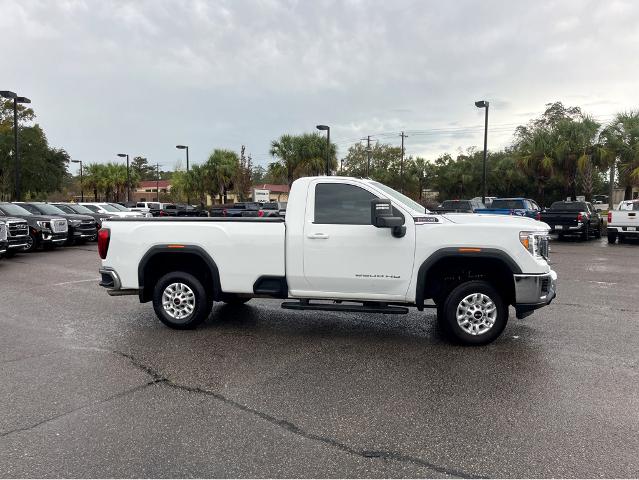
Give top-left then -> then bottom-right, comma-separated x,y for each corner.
281,300 -> 409,315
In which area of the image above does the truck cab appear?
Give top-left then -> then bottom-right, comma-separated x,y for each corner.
98,177 -> 557,345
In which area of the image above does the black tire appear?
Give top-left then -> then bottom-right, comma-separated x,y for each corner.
618,234 -> 625,244
152,271 -> 212,329
437,280 -> 508,346
595,223 -> 602,239
581,224 -> 590,241
607,231 -> 617,244
557,233 -> 565,241
24,233 -> 38,252
3,250 -> 16,258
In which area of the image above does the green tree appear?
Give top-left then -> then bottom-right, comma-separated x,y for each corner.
204,149 -> 240,203
130,156 -> 155,181
269,133 -> 337,186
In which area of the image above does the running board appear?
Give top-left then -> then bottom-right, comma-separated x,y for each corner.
281,300 -> 409,314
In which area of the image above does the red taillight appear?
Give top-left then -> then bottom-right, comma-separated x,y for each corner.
97,228 -> 110,259
577,212 -> 583,222
608,211 -> 612,223
258,210 -> 264,217
159,210 -> 167,217
223,208 -> 227,217
535,212 -> 541,221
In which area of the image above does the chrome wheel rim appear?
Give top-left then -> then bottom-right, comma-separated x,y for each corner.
456,293 -> 497,336
162,282 -> 196,321
26,235 -> 34,250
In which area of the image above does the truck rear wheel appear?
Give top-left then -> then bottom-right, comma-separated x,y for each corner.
152,271 -> 212,329
607,231 -> 617,244
437,280 -> 508,345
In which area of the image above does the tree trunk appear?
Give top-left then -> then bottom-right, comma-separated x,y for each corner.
625,184 -> 633,200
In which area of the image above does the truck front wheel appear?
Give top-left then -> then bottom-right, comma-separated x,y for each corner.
152,271 -> 212,329
437,280 -> 508,345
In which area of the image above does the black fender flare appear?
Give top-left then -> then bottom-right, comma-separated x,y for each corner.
415,247 -> 522,310
137,245 -> 221,302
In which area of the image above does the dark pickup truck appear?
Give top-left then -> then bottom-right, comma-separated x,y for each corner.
539,201 -> 602,240
432,199 -> 486,213
210,202 -> 264,217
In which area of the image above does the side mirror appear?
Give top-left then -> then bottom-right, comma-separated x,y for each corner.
371,199 -> 406,237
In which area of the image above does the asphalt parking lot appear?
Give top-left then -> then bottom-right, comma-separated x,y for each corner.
0,238 -> 638,478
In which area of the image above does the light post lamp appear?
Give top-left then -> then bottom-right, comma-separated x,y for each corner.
71,160 -> 83,201
475,100 -> 490,204
117,153 -> 130,202
316,124 -> 330,176
1,91 -> 31,201
176,145 -> 190,204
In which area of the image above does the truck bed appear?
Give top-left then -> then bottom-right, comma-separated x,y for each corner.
102,216 -> 286,293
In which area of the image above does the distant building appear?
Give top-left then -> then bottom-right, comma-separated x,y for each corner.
134,180 -> 172,202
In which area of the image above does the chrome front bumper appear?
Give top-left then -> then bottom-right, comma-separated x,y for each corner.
513,270 -> 557,318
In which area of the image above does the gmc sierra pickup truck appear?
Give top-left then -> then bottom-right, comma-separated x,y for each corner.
98,177 -> 557,345
607,199 -> 639,243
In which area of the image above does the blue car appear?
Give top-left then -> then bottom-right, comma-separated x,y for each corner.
475,197 -> 542,220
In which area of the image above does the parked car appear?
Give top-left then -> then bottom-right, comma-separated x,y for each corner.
259,202 -> 287,217
17,202 -> 98,245
108,203 -> 153,218
210,202 -> 263,217
0,213 -> 29,257
539,201 -> 602,240
136,202 -> 162,216
0,203 -> 68,252
475,198 -> 542,219
432,199 -> 486,213
607,199 -> 639,244
79,202 -> 144,218
98,176 -> 556,346
52,203 -> 113,231
0,220 -> 7,258
471,196 -> 497,207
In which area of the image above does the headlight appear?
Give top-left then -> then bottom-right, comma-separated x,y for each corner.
36,220 -> 51,229
519,231 -> 550,259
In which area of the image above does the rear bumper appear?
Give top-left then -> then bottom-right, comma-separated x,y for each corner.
549,223 -> 583,232
514,270 -> 557,319
608,226 -> 639,235
99,268 -> 138,296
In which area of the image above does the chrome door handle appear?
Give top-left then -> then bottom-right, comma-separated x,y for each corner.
307,233 -> 329,239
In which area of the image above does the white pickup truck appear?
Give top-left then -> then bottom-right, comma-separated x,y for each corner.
607,199 -> 639,243
98,176 -> 557,345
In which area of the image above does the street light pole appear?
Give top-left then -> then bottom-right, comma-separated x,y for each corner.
117,153 -> 130,202
71,160 -> 83,201
475,100 -> 490,204
316,125 -> 330,176
176,145 -> 190,204
2,92 -> 31,201
156,163 -> 161,202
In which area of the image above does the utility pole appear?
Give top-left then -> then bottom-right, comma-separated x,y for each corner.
364,135 -> 372,177
399,131 -> 408,193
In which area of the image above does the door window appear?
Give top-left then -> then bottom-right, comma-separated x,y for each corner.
314,183 -> 376,225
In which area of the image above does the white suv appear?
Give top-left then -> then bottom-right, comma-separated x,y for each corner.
79,203 -> 144,218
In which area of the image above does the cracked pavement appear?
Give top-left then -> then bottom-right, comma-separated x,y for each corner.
0,239 -> 637,477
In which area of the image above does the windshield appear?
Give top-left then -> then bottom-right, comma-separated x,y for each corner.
66,204 -> 95,214
28,203 -> 66,215
441,200 -> 470,209
98,204 -> 121,212
109,203 -> 129,211
369,181 -> 426,213
53,204 -> 75,214
0,203 -> 32,216
491,199 -> 525,209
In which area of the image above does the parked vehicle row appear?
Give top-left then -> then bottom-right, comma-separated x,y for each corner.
539,201 -> 603,240
209,201 -> 287,218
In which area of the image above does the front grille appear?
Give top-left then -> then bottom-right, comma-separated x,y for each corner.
8,221 -> 28,238
51,219 -> 68,233
77,221 -> 97,234
538,236 -> 550,260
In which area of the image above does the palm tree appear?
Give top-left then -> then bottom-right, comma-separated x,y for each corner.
204,149 -> 239,203
515,126 -> 555,205
601,111 -> 639,200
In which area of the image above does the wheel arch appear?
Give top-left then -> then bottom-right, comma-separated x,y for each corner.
138,245 -> 221,303
415,248 -> 521,310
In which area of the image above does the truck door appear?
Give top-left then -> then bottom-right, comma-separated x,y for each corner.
302,181 -> 415,299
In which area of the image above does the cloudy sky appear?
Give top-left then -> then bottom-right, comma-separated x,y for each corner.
3,0 -> 639,173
